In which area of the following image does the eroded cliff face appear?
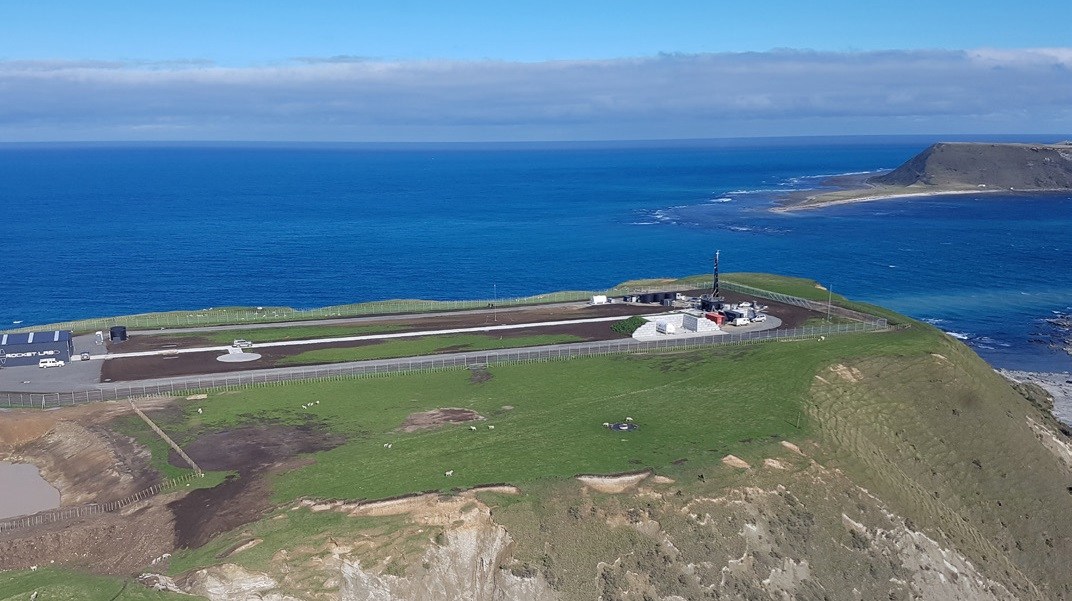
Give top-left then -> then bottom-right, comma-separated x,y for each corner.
178,456 -> 1035,601
181,490 -> 557,601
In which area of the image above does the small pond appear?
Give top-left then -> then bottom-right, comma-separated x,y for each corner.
0,461 -> 61,520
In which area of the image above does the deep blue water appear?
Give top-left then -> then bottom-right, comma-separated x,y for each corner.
1,137 -> 1070,372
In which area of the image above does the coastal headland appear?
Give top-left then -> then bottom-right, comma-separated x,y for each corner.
778,141 -> 1072,211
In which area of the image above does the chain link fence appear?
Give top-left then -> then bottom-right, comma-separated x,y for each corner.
1,276 -> 780,335
1,319 -> 887,409
0,472 -> 201,534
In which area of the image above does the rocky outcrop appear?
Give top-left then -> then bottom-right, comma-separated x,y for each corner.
868,142 -> 1072,190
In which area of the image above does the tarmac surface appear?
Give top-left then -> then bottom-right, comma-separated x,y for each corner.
2,294 -> 820,395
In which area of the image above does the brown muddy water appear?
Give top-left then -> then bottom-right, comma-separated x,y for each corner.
0,461 -> 60,520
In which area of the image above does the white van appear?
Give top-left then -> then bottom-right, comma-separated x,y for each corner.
38,358 -> 65,368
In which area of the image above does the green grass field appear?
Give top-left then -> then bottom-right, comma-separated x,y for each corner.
140,324 -> 936,506
275,332 -> 586,365
0,569 -> 192,601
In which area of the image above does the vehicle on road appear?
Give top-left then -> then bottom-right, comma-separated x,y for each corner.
232,339 -> 253,348
751,314 -> 768,323
38,358 -> 65,368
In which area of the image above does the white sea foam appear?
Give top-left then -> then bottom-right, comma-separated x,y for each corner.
945,331 -> 972,341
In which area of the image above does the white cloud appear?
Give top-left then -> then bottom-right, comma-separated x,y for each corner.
0,49 -> 1069,141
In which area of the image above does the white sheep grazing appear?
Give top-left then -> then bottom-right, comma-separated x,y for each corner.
445,470 -> 454,477
488,425 -> 495,430
602,422 -> 610,427
387,443 -> 393,449
197,408 -> 203,414
469,425 -> 477,431
384,443 -> 389,448
625,417 -> 634,422
315,400 -> 320,405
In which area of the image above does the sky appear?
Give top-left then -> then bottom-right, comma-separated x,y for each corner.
2,1 -> 1071,141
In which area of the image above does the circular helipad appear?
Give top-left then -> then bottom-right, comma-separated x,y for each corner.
217,352 -> 262,363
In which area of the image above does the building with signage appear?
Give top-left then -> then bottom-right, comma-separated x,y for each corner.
0,331 -> 75,367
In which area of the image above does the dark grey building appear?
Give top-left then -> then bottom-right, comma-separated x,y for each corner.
0,331 -> 74,367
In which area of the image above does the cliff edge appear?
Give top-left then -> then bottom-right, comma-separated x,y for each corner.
781,141 -> 1072,210
869,142 -> 1072,189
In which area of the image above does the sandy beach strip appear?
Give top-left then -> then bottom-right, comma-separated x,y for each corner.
773,187 -> 1004,213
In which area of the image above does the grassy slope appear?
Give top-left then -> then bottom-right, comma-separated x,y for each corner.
805,333 -> 1072,598
0,569 -> 195,601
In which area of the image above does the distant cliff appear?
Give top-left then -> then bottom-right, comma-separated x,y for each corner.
868,142 -> 1072,190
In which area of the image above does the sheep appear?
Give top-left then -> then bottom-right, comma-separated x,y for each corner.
603,422 -> 610,428
315,400 -> 320,405
383,443 -> 390,448
445,470 -> 454,477
197,408 -> 203,414
469,425 -> 477,431
488,425 -> 495,430
387,443 -> 393,449
625,417 -> 634,422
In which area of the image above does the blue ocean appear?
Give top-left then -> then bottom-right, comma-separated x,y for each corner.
1,137 -> 1070,372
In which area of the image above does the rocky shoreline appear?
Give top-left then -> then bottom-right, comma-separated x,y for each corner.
999,369 -> 1072,427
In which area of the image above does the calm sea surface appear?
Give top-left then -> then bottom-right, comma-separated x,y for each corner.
1,137 -> 1069,372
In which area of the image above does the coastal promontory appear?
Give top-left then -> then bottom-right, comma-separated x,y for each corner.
785,141 -> 1072,210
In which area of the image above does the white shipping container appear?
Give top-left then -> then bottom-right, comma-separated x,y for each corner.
656,321 -> 678,334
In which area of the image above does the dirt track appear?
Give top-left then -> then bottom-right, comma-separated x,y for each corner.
101,293 -> 820,382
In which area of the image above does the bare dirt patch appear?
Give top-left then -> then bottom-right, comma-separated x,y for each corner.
468,367 -> 493,384
577,471 -> 650,494
0,498 -> 176,575
399,408 -> 484,432
167,424 -> 346,549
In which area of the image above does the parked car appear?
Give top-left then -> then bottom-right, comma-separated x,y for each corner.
232,339 -> 253,348
38,358 -> 65,368
751,314 -> 768,323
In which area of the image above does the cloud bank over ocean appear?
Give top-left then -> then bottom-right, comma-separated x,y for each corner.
3,49 -> 1070,141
